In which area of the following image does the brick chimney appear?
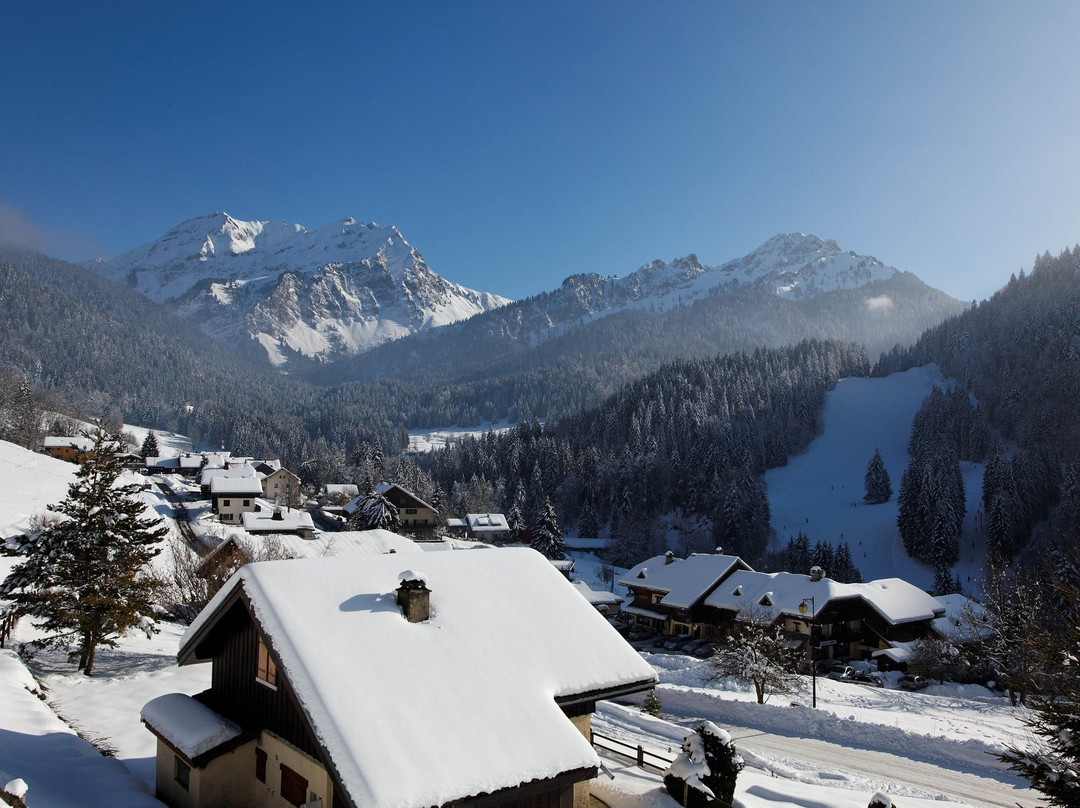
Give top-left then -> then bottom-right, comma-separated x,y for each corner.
396,570 -> 430,623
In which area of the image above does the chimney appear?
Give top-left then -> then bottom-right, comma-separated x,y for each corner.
664,551 -> 675,565
396,570 -> 430,623
715,547 -> 724,555
272,508 -> 284,521
809,565 -> 825,582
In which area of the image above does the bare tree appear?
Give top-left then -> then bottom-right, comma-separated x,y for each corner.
710,606 -> 804,704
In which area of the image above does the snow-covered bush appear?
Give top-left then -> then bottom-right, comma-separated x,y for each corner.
868,792 -> 894,808
663,721 -> 743,807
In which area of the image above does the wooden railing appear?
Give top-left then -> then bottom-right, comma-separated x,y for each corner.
590,730 -> 675,773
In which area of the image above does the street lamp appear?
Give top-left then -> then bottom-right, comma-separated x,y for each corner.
799,596 -> 817,708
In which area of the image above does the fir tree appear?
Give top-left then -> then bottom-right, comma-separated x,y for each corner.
577,499 -> 599,539
505,504 -> 525,543
530,496 -> 565,560
641,689 -> 662,717
347,490 -> 400,531
0,424 -> 167,675
863,447 -> 892,504
139,429 -> 160,459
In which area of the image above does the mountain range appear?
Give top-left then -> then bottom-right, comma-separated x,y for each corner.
90,214 -> 957,370
90,213 -> 510,365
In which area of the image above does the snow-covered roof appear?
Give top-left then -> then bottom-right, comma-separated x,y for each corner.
704,569 -> 945,625
931,593 -> 990,639
208,475 -> 264,496
202,463 -> 258,487
465,513 -> 509,532
619,553 -> 750,609
181,548 -> 656,808
570,580 -> 622,609
42,436 -> 96,451
241,509 -> 314,534
145,455 -> 180,469
324,483 -> 359,498
141,693 -> 242,761
373,482 -> 437,513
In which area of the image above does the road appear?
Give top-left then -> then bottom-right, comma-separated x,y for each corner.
149,476 -> 206,553
595,700 -> 1034,808
724,724 -> 1029,808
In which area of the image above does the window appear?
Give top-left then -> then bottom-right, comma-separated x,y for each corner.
257,636 -> 277,688
280,764 -> 308,807
243,499 -> 251,506
222,499 -> 231,507
174,756 -> 191,791
255,748 -> 267,782
405,508 -> 417,514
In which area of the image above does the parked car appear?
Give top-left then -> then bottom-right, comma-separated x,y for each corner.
692,642 -> 718,658
899,674 -> 929,691
849,672 -> 885,687
827,666 -> 855,681
681,638 -> 708,654
662,633 -> 694,651
815,658 -> 847,675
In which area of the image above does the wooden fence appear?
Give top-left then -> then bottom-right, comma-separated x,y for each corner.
590,730 -> 675,773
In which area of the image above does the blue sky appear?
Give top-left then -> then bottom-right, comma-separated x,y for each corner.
2,1 -> 1079,302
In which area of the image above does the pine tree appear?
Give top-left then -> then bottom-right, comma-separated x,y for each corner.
505,503 -> 525,544
641,689 -> 662,717
0,424 -> 167,675
347,490 -> 400,531
863,448 -> 892,504
140,429 -> 160,459
577,499 -> 599,539
530,496 -> 565,560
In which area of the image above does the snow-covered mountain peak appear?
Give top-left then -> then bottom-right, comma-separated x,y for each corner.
91,212 -> 511,365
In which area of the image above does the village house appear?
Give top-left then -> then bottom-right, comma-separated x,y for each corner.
141,548 -> 656,808
619,551 -> 753,639
702,566 -> 947,667
344,483 -> 439,538
41,435 -> 96,463
257,466 -> 302,505
445,513 -> 510,543
210,475 -> 265,524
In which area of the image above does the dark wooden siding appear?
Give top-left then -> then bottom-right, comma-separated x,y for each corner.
203,601 -> 322,761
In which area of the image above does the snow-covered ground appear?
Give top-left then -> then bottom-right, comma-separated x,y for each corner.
0,367 -> 1042,808
765,364 -> 988,594
408,419 -> 516,453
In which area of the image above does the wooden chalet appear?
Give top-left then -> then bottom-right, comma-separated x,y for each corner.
619,551 -> 752,640
142,549 -> 656,808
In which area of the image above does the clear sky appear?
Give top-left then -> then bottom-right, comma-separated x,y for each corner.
2,1 -> 1079,302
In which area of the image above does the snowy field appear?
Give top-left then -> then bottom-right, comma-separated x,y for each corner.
407,419 -> 515,453
765,364 -> 989,594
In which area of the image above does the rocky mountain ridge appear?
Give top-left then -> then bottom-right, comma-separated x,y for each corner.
92,213 -> 511,365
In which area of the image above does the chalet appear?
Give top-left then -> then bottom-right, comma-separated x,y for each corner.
619,551 -> 753,639
202,463 -> 260,499
702,567 -> 946,667
344,483 -> 439,538
142,548 -> 656,808
259,467 -> 302,505
447,513 -> 510,543
146,452 -> 229,477
41,435 -> 96,463
241,508 -> 315,540
210,476 -> 264,524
